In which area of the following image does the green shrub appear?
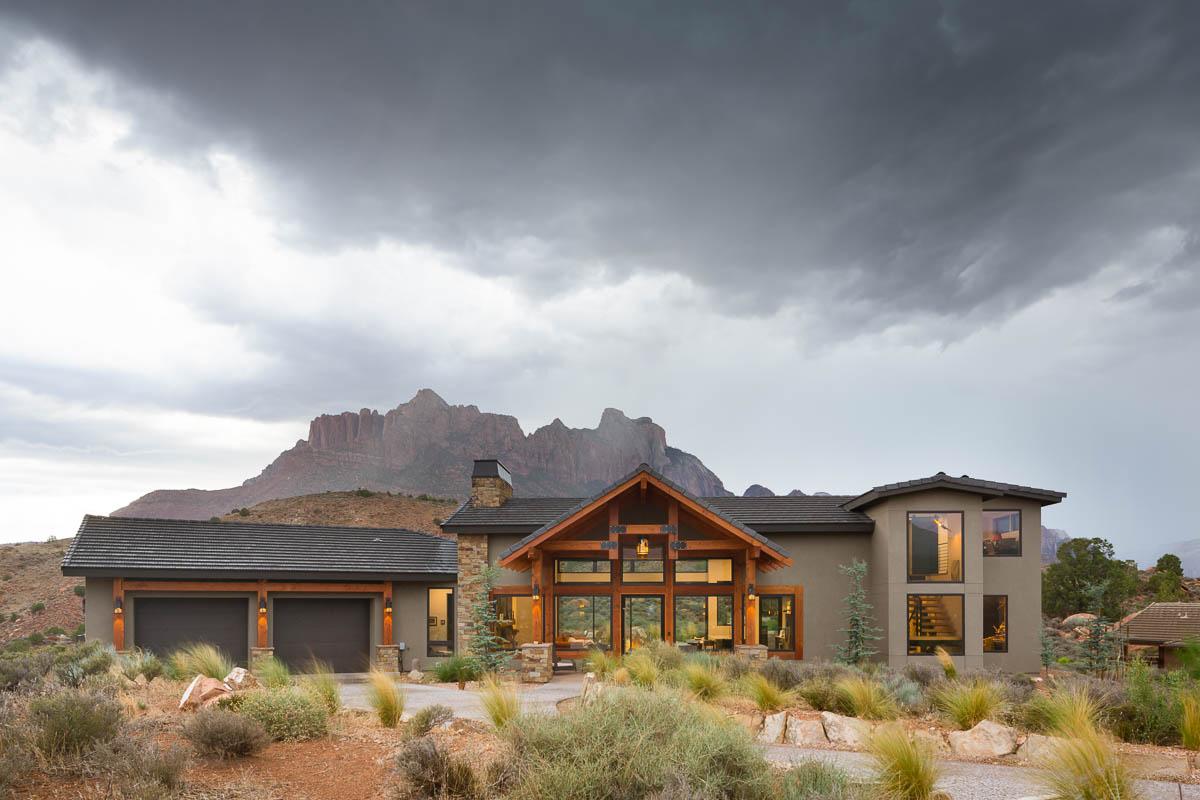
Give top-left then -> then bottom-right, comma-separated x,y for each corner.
433,653 -> 480,684
44,627 -> 65,636
1035,726 -> 1141,800
623,650 -> 659,687
868,724 -> 945,800
237,508 -> 251,517
1107,657 -> 1181,744
1182,693 -> 1200,750
1,650 -> 55,690
744,673 -> 792,713
182,709 -> 270,758
26,632 -> 44,646
835,676 -> 899,720
394,737 -> 480,800
778,759 -> 860,800
303,658 -> 340,715
55,642 -> 115,688
1022,682 -> 1102,735
73,584 -> 86,598
798,680 -> 842,712
407,703 -> 454,738
683,662 -> 727,700
168,643 -> 233,680
240,689 -> 328,741
4,639 -> 31,654
642,640 -> 683,672
501,687 -> 773,800
256,655 -> 292,689
480,675 -> 520,730
29,691 -> 123,757
365,669 -> 405,727
119,649 -> 164,682
30,603 -> 45,614
354,488 -> 374,497
585,648 -> 617,678
7,613 -> 17,623
934,679 -> 1008,730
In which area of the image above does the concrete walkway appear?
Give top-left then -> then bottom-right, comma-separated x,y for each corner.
765,744 -> 1200,800
339,672 -> 585,721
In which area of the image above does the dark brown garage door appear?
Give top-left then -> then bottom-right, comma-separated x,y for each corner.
134,597 -> 249,665
272,598 -> 371,673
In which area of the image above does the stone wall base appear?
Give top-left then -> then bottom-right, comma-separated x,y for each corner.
519,642 -> 553,683
375,645 -> 401,673
249,647 -> 275,672
734,644 -> 769,663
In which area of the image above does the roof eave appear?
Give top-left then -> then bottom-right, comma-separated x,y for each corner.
62,567 -> 457,581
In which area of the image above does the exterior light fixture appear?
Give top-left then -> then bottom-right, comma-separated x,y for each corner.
532,583 -> 541,600
113,597 -> 123,615
258,597 -> 268,615
747,584 -> 757,601
384,596 -> 393,615
636,537 -> 650,558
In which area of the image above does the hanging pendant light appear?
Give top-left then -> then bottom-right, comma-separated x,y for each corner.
636,537 -> 650,558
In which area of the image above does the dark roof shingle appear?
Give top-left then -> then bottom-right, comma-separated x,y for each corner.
843,472 -> 1066,511
61,515 -> 457,580
1116,603 -> 1200,644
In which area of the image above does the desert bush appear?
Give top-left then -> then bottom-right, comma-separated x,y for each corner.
624,650 -> 659,687
182,709 -> 270,758
868,724 -> 945,800
54,642 -> 115,688
934,679 -> 1008,730
878,673 -> 924,713
778,759 -> 861,800
44,626 -> 65,636
902,663 -> 943,689
30,602 -> 45,614
835,676 -> 899,720
240,689 -> 328,741
92,737 -> 187,799
408,703 -> 454,738
933,647 -> 956,680
256,655 -> 292,689
365,669 -> 405,728
432,653 -> 480,684
302,658 -> 339,715
3,639 -> 30,654
1107,658 -> 1181,745
585,648 -> 617,678
501,687 -> 773,800
1035,726 -> 1143,800
169,643 -> 234,680
683,662 -> 727,700
1021,681 -> 1103,735
118,649 -> 164,682
73,584 -> 86,597
29,691 -> 123,757
744,673 -> 792,713
759,659 -> 806,691
26,633 -> 44,646
480,675 -> 520,730
642,640 -> 684,672
72,624 -> 84,637
0,697 -> 33,798
1182,693 -> 1200,750
394,736 -> 480,800
0,649 -> 55,691
80,671 -> 124,696
720,654 -> 751,681
798,680 -> 842,713
613,666 -> 631,685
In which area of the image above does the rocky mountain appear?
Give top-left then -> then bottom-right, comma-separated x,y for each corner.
114,389 -> 732,520
1042,526 -> 1071,564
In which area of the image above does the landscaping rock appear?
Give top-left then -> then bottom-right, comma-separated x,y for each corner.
757,712 -> 787,744
1121,751 -> 1189,779
408,669 -> 425,682
133,673 -> 148,687
223,667 -> 259,690
179,675 -> 232,711
948,720 -> 1019,758
1062,613 -> 1098,628
820,712 -> 873,749
1015,733 -> 1056,762
784,716 -> 829,747
912,728 -> 950,756
730,710 -> 764,735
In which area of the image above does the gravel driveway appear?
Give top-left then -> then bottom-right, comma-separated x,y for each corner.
339,672 -> 585,721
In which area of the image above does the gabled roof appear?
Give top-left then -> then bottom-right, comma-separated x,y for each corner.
1115,603 -> 1200,645
703,496 -> 873,533
842,472 -> 1066,511
442,497 -> 582,529
495,463 -> 792,568
61,515 -> 457,580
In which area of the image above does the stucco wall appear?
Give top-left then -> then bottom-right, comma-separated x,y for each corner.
755,532 -> 872,661
488,534 -> 533,588
84,577 -> 113,646
981,498 -> 1042,672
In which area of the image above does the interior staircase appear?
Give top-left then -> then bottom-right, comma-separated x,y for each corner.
908,595 -> 956,646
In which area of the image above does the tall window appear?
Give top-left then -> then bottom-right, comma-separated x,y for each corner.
428,588 -> 454,657
622,544 -> 665,584
674,558 -> 733,584
983,595 -> 1008,652
495,595 -> 535,650
907,594 -> 964,655
555,595 -> 612,650
555,559 -> 611,584
673,595 -> 734,650
983,510 -> 1021,557
907,512 -> 964,582
622,595 -> 664,651
758,595 -> 795,652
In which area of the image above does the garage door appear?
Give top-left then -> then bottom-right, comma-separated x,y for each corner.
134,597 -> 249,665
272,598 -> 371,673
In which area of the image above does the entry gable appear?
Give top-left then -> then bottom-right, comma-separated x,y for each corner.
497,464 -> 792,570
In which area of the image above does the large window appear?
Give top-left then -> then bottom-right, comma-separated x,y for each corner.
555,559 -> 611,584
495,595 -> 535,650
983,510 -> 1021,557
555,595 -> 612,650
907,512 -> 964,582
907,594 -> 964,655
673,595 -> 734,650
428,588 -> 454,657
758,595 -> 796,653
622,544 -> 665,584
674,558 -> 733,584
622,595 -> 664,651
983,595 -> 1008,652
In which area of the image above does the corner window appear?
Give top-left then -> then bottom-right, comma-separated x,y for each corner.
983,595 -> 1008,652
674,558 -> 733,584
758,595 -> 796,653
555,559 -> 611,584
555,595 -> 612,650
428,588 -> 454,657
622,544 -> 664,584
907,594 -> 964,655
907,512 -> 964,582
983,510 -> 1021,557
494,595 -> 535,650
673,595 -> 734,650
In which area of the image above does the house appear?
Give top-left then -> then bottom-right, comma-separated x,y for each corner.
1114,602 -> 1200,669
63,459 -> 1063,673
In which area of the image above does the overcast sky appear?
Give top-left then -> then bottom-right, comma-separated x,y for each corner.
0,3 -> 1197,562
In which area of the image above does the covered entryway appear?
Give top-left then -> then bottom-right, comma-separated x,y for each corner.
622,595 -> 664,652
273,598 -> 371,673
133,597 -> 249,664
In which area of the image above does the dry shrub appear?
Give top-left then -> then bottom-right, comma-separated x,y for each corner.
1035,726 -> 1143,800
624,651 -> 659,686
744,673 -> 792,713
366,669 -> 406,728
1182,693 -> 1200,751
181,708 -> 270,758
29,691 -> 123,757
303,658 -> 340,715
169,644 -> 234,680
868,724 -> 945,800
92,737 -> 187,800
933,679 -> 1007,730
407,704 -> 454,738
256,655 -> 292,689
835,675 -> 899,721
479,675 -> 520,730
1023,681 -> 1103,735
933,648 -> 956,680
240,688 -> 328,741
394,736 -> 480,800
683,663 -> 727,701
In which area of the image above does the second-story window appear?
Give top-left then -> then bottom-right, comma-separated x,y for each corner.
907,512 -> 964,582
983,510 -> 1021,556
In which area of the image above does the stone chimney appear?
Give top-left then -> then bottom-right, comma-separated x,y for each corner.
471,459 -> 513,507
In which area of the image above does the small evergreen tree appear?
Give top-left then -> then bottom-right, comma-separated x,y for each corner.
1039,626 -> 1057,677
464,565 -> 508,674
833,559 -> 881,665
1079,583 -> 1123,676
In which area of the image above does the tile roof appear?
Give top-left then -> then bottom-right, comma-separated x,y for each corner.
61,515 -> 457,580
442,497 -> 582,529
842,472 -> 1066,511
1115,603 -> 1200,644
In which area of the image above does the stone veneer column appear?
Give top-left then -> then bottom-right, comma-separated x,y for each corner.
518,642 -> 553,683
471,475 -> 513,508
375,645 -> 400,673
455,534 -> 489,654
249,647 -> 275,672
734,644 -> 769,663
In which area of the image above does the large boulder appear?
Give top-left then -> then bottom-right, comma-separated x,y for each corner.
179,675 -> 232,711
784,716 -> 829,747
820,712 -> 873,749
948,720 -> 1019,758
1062,613 -> 1098,628
408,669 -> 425,683
730,710 -> 764,735
1015,733 -> 1056,762
223,667 -> 259,690
1121,751 -> 1189,779
757,711 -> 787,744
912,728 -> 950,756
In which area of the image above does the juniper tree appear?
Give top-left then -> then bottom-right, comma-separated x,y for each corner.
834,559 -> 882,665
1079,583 -> 1123,676
464,565 -> 509,674
1039,626 -> 1057,677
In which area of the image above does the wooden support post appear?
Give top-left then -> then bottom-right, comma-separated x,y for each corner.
607,504 -> 620,560
667,500 -> 679,561
531,550 -> 544,643
745,558 -> 759,646
733,559 -> 744,645
257,579 -> 268,647
382,580 -> 394,646
112,578 -> 125,651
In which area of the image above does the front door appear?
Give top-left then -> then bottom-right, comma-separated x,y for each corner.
622,595 -> 664,652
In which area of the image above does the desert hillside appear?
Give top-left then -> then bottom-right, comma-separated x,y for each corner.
210,489 -> 459,537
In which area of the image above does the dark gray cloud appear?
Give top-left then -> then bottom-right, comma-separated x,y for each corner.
7,0 -> 1200,330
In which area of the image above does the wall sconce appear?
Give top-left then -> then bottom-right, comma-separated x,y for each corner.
532,583 -> 541,600
259,597 -> 268,615
636,537 -> 650,558
113,597 -> 123,615
384,596 -> 393,615
747,584 -> 757,601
